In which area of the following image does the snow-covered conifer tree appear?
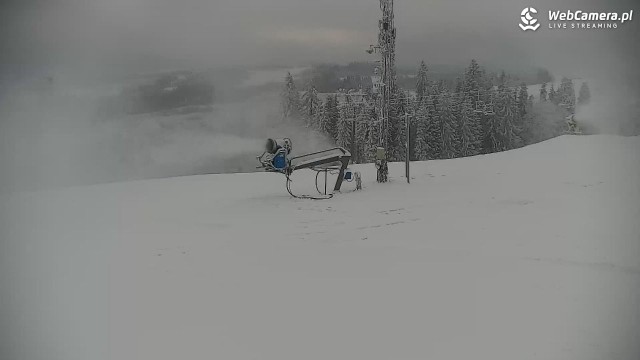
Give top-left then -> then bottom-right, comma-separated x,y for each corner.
425,108 -> 442,159
558,77 -> 576,112
549,84 -> 557,105
415,61 -> 429,103
497,71 -> 507,91
281,72 -> 301,122
494,89 -> 523,151
577,82 -> 591,105
300,82 -> 321,128
388,87 -> 406,161
353,102 -> 369,163
517,83 -> 529,118
440,92 -> 460,159
413,99 -> 430,160
459,97 -> 482,157
365,107 -> 380,162
539,82 -> 548,102
463,59 -> 482,95
454,77 -> 464,95
325,95 -> 340,142
316,99 -> 330,136
336,96 -> 353,149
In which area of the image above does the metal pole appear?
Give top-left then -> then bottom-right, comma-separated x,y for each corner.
351,111 -> 356,163
324,170 -> 327,195
405,109 -> 410,183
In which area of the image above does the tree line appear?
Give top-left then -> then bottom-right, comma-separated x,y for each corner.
281,59 -> 591,163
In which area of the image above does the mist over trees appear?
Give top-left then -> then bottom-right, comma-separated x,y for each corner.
281,72 -> 301,123
578,82 -> 591,105
115,72 -> 215,115
281,59 -> 593,165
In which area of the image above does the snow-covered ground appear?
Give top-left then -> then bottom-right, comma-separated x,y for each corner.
1,135 -> 639,360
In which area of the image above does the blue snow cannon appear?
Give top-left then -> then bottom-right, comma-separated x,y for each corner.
263,138 -> 292,172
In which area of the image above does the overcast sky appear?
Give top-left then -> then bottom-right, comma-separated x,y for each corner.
1,0 -> 639,79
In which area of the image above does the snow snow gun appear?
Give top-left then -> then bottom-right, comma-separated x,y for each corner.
256,138 -> 354,199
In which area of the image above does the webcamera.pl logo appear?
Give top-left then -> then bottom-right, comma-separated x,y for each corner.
520,7 -> 540,31
520,6 -> 634,31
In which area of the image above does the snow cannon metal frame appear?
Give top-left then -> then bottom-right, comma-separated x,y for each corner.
257,138 -> 353,199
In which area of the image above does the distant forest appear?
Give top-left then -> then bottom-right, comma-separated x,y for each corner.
102,71 -> 216,116
297,62 -> 554,93
282,59 -> 589,164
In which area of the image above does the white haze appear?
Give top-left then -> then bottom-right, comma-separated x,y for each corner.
575,79 -> 640,136
527,76 -> 640,136
1,67 -> 638,193
0,71 -> 334,193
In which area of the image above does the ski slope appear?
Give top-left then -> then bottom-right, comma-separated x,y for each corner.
1,135 -> 639,360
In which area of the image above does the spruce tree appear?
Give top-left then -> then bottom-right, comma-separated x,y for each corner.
300,82 -> 321,128
510,89 -> 524,149
577,82 -> 591,105
539,82 -> 548,102
494,89 -> 522,151
549,84 -> 558,105
425,98 -> 443,160
517,83 -> 529,118
317,98 -> 330,136
388,87 -> 406,161
415,61 -> 429,103
325,95 -> 340,142
498,71 -> 507,91
454,77 -> 464,95
281,72 -> 301,122
459,97 -> 482,157
463,59 -> 482,95
440,92 -> 460,159
484,110 -> 500,153
336,96 -> 353,149
365,108 -> 380,163
558,77 -> 576,112
414,99 -> 430,160
353,102 -> 369,163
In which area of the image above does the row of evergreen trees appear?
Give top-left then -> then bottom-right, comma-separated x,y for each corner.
410,60 -> 532,160
539,77 -> 590,110
281,60 -> 590,163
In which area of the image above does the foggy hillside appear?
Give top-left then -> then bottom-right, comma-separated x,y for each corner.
2,63 -> 638,193
0,67 -> 330,192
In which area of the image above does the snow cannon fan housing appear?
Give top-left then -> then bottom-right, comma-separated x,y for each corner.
266,138 -> 292,155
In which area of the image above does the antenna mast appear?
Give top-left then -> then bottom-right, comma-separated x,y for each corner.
370,0 -> 396,183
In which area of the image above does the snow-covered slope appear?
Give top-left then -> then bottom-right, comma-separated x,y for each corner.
1,135 -> 639,360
